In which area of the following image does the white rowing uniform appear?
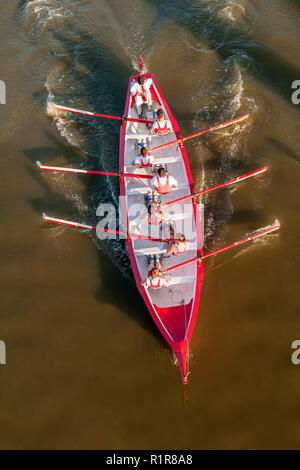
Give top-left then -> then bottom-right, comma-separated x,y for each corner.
130,78 -> 153,115
150,119 -> 172,135
146,275 -> 167,289
133,153 -> 154,168
172,241 -> 189,256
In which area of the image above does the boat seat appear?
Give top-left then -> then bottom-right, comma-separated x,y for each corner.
168,276 -> 195,285
126,183 -> 188,196
129,212 -> 193,226
166,212 -> 194,221
135,247 -> 167,255
124,156 -> 181,170
154,156 -> 182,164
126,133 -> 154,140
134,245 -> 196,256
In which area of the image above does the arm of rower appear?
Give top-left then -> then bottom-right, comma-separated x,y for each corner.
166,244 -> 175,255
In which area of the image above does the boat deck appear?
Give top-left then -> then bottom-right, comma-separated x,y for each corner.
122,78 -> 199,312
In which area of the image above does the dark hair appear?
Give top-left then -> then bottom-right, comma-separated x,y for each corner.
150,267 -> 159,278
176,233 -> 185,242
157,109 -> 164,119
157,167 -> 166,177
141,146 -> 148,155
138,76 -> 145,85
148,204 -> 156,214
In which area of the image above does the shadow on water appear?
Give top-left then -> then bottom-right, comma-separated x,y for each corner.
229,209 -> 265,226
287,0 -> 300,7
266,137 -> 300,164
95,248 -> 165,338
24,127 -> 93,216
25,22 -> 166,340
144,0 -> 300,108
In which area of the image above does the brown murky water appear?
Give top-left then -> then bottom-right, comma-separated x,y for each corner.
0,0 -> 300,449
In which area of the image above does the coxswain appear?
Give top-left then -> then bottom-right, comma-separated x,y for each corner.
132,146 -> 155,168
151,167 -> 178,195
150,109 -> 172,135
130,75 -> 153,118
141,261 -> 169,289
166,234 -> 190,256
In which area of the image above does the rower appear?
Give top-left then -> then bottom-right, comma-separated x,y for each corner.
132,146 -> 155,168
166,234 -> 190,256
151,167 -> 178,195
141,260 -> 169,289
130,75 -> 153,118
142,204 -> 165,225
150,109 -> 172,135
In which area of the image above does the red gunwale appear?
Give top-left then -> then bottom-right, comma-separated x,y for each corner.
119,73 -> 204,383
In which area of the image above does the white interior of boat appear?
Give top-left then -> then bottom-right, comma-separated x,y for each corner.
122,78 -> 200,310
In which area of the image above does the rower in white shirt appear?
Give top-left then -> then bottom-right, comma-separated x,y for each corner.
150,109 -> 172,135
151,167 -> 178,195
132,146 -> 155,168
141,261 -> 169,289
166,234 -> 191,256
130,75 -> 153,118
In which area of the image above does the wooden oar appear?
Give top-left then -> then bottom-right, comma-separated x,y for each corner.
163,223 -> 280,274
43,215 -> 167,243
53,104 -> 154,125
36,161 -> 153,180
151,114 -> 249,153
161,167 -> 267,207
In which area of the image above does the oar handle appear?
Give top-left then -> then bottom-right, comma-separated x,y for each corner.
43,214 -> 168,243
54,104 -> 154,125
37,162 -> 153,179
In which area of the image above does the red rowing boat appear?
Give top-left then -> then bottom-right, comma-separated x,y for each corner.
40,58 -> 280,385
119,64 -> 203,384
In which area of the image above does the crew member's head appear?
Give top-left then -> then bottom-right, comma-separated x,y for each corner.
176,233 -> 186,243
157,167 -> 166,178
157,109 -> 165,121
150,267 -> 159,279
148,204 -> 157,215
140,146 -> 148,156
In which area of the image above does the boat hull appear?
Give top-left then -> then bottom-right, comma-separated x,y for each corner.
119,73 -> 204,383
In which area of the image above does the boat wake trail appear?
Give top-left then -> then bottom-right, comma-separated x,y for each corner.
191,59 -> 257,251
19,0 -> 132,277
22,0 -> 74,40
200,0 -> 248,25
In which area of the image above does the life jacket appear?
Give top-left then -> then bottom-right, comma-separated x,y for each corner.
156,174 -> 172,194
139,153 -> 152,168
147,270 -> 164,289
146,209 -> 163,225
172,241 -> 187,256
154,120 -> 169,135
